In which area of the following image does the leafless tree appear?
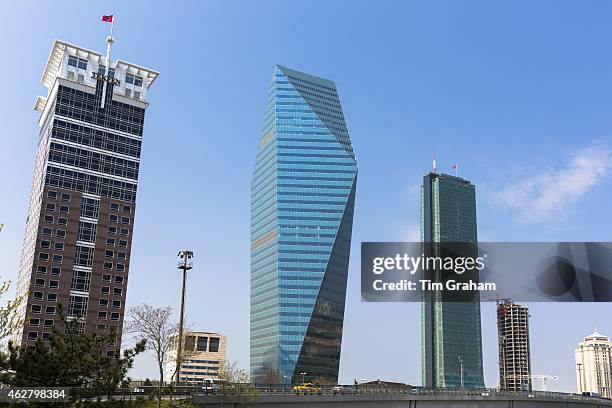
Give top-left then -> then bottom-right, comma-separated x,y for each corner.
0,277 -> 24,343
125,303 -> 177,408
218,361 -> 259,407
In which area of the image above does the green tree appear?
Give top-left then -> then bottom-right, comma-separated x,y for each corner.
0,305 -> 145,400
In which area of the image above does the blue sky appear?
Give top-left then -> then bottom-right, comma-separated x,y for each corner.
1,0 -> 611,391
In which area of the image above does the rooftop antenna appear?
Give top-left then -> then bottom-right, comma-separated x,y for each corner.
432,153 -> 437,173
452,163 -> 459,177
100,14 -> 115,109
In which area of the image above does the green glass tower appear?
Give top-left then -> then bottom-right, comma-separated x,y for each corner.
421,172 -> 484,388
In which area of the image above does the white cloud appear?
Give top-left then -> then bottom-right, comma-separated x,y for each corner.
492,145 -> 612,222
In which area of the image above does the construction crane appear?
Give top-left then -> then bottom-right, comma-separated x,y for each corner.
531,375 -> 559,392
505,374 -> 559,391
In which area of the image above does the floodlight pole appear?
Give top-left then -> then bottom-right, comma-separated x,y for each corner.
176,250 -> 193,386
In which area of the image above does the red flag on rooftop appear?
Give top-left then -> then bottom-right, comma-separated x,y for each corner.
102,15 -> 114,23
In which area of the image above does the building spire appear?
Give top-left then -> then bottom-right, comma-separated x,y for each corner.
432,153 -> 437,173
100,14 -> 115,109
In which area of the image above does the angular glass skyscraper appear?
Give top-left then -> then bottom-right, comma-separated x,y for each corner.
421,172 -> 485,388
250,65 -> 357,386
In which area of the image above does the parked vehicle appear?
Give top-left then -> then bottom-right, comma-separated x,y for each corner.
293,383 -> 321,395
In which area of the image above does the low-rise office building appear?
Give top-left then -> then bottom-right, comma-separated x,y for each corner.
166,331 -> 226,384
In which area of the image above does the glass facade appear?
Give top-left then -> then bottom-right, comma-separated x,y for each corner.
421,173 -> 485,388
250,65 -> 357,386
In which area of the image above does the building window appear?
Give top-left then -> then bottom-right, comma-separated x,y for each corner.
77,221 -> 97,243
105,250 -> 114,258
117,252 -> 126,260
113,288 -> 122,296
58,217 -> 68,226
38,253 -> 49,262
44,215 -> 54,224
36,265 -> 47,274
111,313 -> 120,321
109,214 -> 118,223
67,296 -> 87,317
119,240 -> 128,248
74,246 -> 94,267
121,217 -> 130,225
61,193 -> 71,202
104,262 -> 113,271
42,228 -> 52,237
108,226 -> 117,235
51,267 -> 61,276
59,205 -> 69,214
52,255 -> 63,264
101,287 -> 110,295
46,203 -> 56,212
122,205 -> 131,213
102,274 -> 111,283
125,74 -> 143,87
33,291 -> 43,301
71,269 -> 91,292
197,336 -> 208,352
42,332 -> 51,342
35,278 -> 45,288
56,230 -> 66,239
114,276 -> 124,284
47,191 -> 58,199
110,203 -> 119,211
116,264 -> 125,272
49,280 -> 59,289
98,311 -> 107,320
40,240 -> 51,249
47,293 -> 58,302
125,89 -> 132,98
27,332 -> 38,341
209,337 -> 220,353
81,197 -> 100,219
68,56 -> 87,70
120,228 -> 129,236
29,318 -> 40,326
107,238 -> 115,246
46,306 -> 56,315
54,242 -> 64,251
31,305 -> 42,314
44,319 -> 53,328
112,300 -> 121,309
99,299 -> 109,307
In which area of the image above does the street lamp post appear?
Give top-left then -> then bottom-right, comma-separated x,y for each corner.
300,371 -> 307,386
175,250 -> 193,386
577,363 -> 583,393
457,356 -> 464,388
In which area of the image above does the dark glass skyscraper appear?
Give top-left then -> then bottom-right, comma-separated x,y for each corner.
14,39 -> 157,348
250,65 -> 357,385
421,172 -> 485,388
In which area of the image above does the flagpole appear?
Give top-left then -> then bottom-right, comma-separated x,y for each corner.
101,14 -> 114,109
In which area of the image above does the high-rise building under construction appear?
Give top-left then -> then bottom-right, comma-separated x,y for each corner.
497,299 -> 532,391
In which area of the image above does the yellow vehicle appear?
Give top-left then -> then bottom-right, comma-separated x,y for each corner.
293,382 -> 321,395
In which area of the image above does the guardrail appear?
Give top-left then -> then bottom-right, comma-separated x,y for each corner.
227,385 -> 612,403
